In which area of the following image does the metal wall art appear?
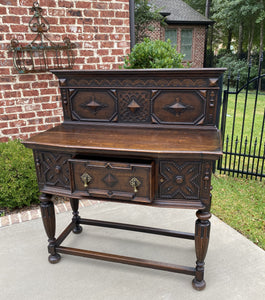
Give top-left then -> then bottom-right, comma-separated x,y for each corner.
9,1 -> 75,73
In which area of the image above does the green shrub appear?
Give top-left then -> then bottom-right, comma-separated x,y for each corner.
216,54 -> 259,88
0,139 -> 39,210
123,38 -> 184,69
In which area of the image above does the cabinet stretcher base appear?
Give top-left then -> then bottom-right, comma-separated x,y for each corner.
52,218 -> 197,279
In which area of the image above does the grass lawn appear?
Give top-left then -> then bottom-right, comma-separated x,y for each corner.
211,173 -> 265,250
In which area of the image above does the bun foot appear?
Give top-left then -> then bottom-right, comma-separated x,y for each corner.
48,253 -> 61,264
192,278 -> 206,291
72,225 -> 83,234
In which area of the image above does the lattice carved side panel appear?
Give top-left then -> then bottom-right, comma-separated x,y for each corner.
34,151 -> 71,188
159,161 -> 201,200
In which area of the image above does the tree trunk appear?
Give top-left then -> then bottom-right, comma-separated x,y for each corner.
259,20 -> 264,63
226,29 -> 232,52
247,24 -> 254,62
238,23 -> 243,59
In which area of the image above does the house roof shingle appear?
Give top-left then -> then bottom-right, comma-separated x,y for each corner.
150,0 -> 214,25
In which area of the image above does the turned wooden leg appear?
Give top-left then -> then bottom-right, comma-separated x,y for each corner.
192,210 -> 211,291
40,193 -> 61,264
70,198 -> 83,234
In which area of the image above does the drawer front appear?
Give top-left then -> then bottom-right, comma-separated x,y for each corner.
69,159 -> 154,203
159,160 -> 203,200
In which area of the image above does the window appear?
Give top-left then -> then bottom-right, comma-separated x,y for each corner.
181,29 -> 193,61
165,29 -> 177,47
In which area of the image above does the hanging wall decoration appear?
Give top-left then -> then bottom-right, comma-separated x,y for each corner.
9,1 -> 75,74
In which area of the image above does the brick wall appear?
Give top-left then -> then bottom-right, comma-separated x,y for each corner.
0,0 -> 130,142
148,23 -> 206,68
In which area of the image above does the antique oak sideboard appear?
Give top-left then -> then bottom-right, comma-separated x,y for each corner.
23,68 -> 225,290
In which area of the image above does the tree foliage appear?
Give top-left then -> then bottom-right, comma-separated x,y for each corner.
123,38 -> 184,69
183,0 -> 265,62
134,0 -> 165,43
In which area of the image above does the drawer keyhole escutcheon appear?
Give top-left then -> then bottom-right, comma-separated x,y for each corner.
129,177 -> 141,193
81,172 -> 92,188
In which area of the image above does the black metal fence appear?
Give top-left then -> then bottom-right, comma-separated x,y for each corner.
217,58 -> 265,180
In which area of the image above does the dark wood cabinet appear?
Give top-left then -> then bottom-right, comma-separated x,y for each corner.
23,68 -> 225,290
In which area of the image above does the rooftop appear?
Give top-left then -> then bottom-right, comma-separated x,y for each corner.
150,0 -> 214,25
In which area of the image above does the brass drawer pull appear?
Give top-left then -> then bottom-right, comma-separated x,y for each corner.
129,177 -> 141,193
81,173 -> 92,188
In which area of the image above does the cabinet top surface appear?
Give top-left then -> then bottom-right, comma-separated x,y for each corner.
24,124 -> 222,158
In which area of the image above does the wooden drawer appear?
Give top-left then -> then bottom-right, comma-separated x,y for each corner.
69,159 -> 154,203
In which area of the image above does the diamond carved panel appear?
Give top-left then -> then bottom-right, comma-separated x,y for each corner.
159,161 -> 201,200
118,90 -> 151,123
70,90 -> 117,122
152,90 -> 206,125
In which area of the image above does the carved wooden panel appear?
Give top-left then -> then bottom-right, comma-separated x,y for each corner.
117,90 -> 151,123
66,77 -> 209,88
159,161 -> 201,200
152,91 -> 206,125
69,159 -> 154,203
70,90 -> 117,122
34,151 -> 71,188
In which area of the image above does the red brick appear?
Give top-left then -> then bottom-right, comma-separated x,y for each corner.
0,122 -> 8,129
0,7 -> 7,14
39,0 -> 56,7
48,9 -> 65,17
37,74 -> 53,81
111,49 -> 124,56
42,103 -> 58,110
5,106 -> 22,114
100,11 -> 114,18
9,7 -> 28,15
27,118 -> 43,125
37,124 -> 53,131
19,112 -> 36,119
32,81 -> 48,89
19,74 -> 37,82
0,113 -> 17,121
67,9 -> 82,17
0,84 -> 12,90
2,128 -> 19,135
10,24 -> 30,33
0,0 -> 17,5
60,18 -> 76,25
92,2 -> 108,9
10,214 -> 20,224
97,49 -> 109,56
23,90 -> 39,97
0,137 -> 9,143
0,68 -> 10,75
58,0 -> 74,8
94,18 -> 109,26
2,16 -> 20,24
9,120 -> 27,127
84,10 -> 99,18
45,116 -> 61,123
99,27 -> 114,33
40,88 -> 58,95
20,126 -> 36,133
37,110 -> 53,117
77,18 -> 93,25
13,83 -> 31,90
115,11 -> 129,18
29,209 -> 41,220
102,56 -> 116,63
76,1 -> 91,9
100,41 -> 114,48
4,91 -> 21,98
86,57 -> 100,64
20,211 -> 30,222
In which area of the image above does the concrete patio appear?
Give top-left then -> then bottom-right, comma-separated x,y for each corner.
1,201 -> 264,300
